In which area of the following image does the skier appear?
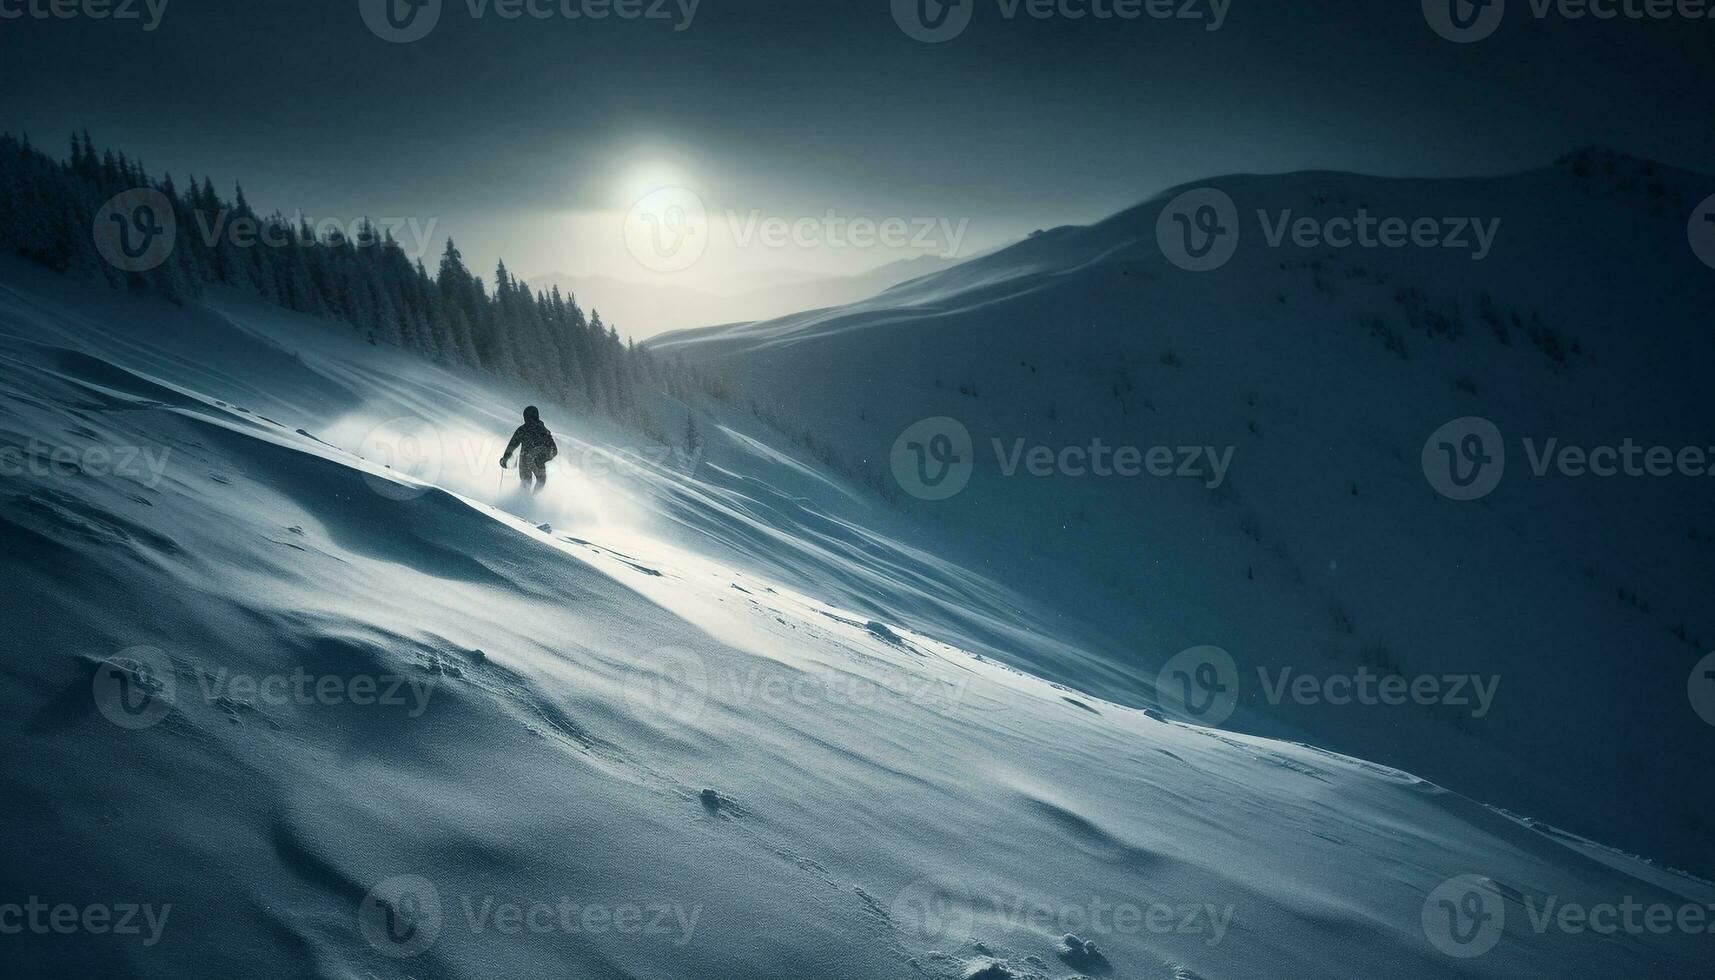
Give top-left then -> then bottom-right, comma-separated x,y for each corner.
499,405 -> 559,494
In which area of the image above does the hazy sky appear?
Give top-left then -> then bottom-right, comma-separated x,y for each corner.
3,0 -> 1713,291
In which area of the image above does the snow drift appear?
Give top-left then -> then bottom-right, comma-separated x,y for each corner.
0,184 -> 1710,980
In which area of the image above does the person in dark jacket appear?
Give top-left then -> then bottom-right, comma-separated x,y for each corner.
499,406 -> 558,494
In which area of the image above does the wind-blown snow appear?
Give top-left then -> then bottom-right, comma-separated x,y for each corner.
1,252 -> 1710,978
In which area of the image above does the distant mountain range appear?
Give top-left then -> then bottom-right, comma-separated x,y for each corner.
527,253 -> 975,340
653,148 -> 1715,877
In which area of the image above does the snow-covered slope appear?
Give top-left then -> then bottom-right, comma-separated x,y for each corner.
5,253 -> 1712,978
652,152 -> 1715,879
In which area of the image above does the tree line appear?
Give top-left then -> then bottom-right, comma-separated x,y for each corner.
0,131 -> 729,435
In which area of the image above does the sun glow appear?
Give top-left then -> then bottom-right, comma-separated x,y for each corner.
612,155 -> 698,209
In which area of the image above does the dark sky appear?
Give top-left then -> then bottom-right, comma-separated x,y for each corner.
3,0 -> 1713,284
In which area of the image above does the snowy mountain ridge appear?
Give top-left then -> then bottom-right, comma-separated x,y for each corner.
653,148 -> 1715,878
1,151 -> 1711,978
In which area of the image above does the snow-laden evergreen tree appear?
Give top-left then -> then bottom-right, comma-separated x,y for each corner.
0,130 -> 729,433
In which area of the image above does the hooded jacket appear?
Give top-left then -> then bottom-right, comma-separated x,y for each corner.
504,407 -> 558,462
